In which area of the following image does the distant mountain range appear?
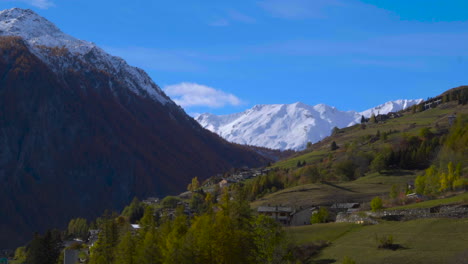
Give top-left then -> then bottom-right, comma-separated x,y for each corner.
0,8 -> 268,248
196,99 -> 422,150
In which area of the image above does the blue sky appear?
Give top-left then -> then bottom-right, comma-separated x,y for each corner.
1,0 -> 468,115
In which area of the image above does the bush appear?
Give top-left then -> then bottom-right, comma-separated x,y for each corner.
370,197 -> 383,212
161,196 -> 181,209
342,256 -> 356,264
376,234 -> 393,249
311,207 -> 329,223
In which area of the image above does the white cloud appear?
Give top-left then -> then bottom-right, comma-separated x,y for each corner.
164,82 -> 243,108
14,0 -> 55,9
258,0 -> 343,19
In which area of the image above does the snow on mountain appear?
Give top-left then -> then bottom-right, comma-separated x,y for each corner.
360,99 -> 423,118
0,8 -> 169,104
196,100 -> 421,150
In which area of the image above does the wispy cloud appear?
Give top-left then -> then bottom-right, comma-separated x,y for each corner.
12,0 -> 55,9
209,18 -> 230,27
209,10 -> 256,26
258,0 -> 343,19
228,10 -> 256,23
164,82 -> 243,108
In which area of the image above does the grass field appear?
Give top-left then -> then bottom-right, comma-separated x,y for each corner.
286,218 -> 468,264
251,172 -> 416,208
286,222 -> 361,245
271,150 -> 327,169
389,192 -> 468,210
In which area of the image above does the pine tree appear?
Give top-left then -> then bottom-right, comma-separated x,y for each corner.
370,114 -> 376,123
330,141 -> 338,151
361,115 -> 366,124
135,228 -> 161,264
114,230 -> 136,264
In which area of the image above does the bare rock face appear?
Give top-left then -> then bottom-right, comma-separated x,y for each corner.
0,9 -> 268,248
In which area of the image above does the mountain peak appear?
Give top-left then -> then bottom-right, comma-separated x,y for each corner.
0,8 -> 171,104
0,7 -> 94,54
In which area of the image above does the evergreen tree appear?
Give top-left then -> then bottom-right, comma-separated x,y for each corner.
187,177 -> 200,192
330,141 -> 338,151
26,230 -> 63,264
370,113 -> 376,123
114,230 -> 136,264
67,218 -> 88,239
121,197 -> 145,224
370,153 -> 387,173
89,216 -> 119,264
135,225 -> 161,264
361,115 -> 366,124
252,215 -> 285,264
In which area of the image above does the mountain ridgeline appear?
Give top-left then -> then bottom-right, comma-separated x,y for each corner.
196,100 -> 422,150
0,9 -> 268,249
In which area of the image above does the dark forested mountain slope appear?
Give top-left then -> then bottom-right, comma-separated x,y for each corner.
0,10 -> 268,248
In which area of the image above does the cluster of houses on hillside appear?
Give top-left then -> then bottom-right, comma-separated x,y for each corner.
257,203 -> 361,226
217,168 -> 271,188
362,111 -> 403,124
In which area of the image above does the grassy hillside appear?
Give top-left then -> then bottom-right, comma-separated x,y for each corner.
274,101 -> 467,170
288,218 -> 468,264
389,192 -> 468,210
245,89 -> 468,208
251,172 -> 416,208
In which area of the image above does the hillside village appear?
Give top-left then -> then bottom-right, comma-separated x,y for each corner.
4,84 -> 468,264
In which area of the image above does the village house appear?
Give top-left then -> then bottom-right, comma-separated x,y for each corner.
257,205 -> 294,225
142,197 -> 159,205
87,229 -> 100,247
423,97 -> 442,110
330,203 -> 361,214
406,193 -> 425,202
158,202 -> 193,220
218,178 -> 237,188
64,249 -> 80,264
290,206 -> 319,226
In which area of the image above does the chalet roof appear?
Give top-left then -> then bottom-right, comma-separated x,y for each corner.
257,206 -> 293,213
331,203 -> 360,209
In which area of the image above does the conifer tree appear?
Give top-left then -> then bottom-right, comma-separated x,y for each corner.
114,230 -> 136,264
330,141 -> 338,151
370,113 -> 376,123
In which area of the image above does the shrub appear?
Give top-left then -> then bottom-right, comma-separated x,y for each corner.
311,207 -> 329,224
376,234 -> 393,249
161,196 -> 181,209
370,197 -> 383,212
342,256 -> 356,264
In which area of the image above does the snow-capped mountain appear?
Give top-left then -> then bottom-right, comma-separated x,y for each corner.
0,8 -> 169,104
360,99 -> 423,118
196,99 -> 422,150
